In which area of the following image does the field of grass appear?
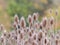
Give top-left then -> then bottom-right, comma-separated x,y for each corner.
0,13 -> 11,31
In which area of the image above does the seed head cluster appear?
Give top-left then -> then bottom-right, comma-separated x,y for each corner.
0,13 -> 60,45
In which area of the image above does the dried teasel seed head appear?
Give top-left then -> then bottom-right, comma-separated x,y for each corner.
32,41 -> 37,45
24,40 -> 28,45
37,30 -> 43,41
50,16 -> 54,25
32,33 -> 36,40
44,37 -> 48,45
56,34 -> 60,39
14,36 -> 17,40
0,36 -> 4,43
39,22 -> 43,29
18,30 -> 21,34
55,39 -> 58,45
29,31 -> 32,37
13,22 -> 17,29
7,33 -> 11,38
20,30 -> 24,39
0,24 -> 4,31
34,22 -> 39,29
26,27 -> 29,33
20,16 -> 26,28
42,17 -> 48,27
33,13 -> 38,21
45,38 -> 47,44
20,33 -> 23,39
55,9 -> 58,16
14,14 -> 19,23
49,8 -> 53,14
3,30 -> 7,36
28,15 -> 33,24
31,29 -> 34,34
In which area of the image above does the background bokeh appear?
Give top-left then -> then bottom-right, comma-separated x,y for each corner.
0,0 -> 60,30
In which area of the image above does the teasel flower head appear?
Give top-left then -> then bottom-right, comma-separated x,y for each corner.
44,37 -> 48,45
32,41 -> 38,45
31,28 -> 34,34
14,14 -> 19,24
33,13 -> 39,21
20,16 -> 26,28
20,30 -> 24,39
26,27 -> 29,33
0,24 -> 5,31
7,33 -> 11,39
42,17 -> 48,27
13,22 -> 17,30
34,22 -> 39,29
49,8 -> 53,14
57,30 -> 60,35
3,30 -> 7,37
28,31 -> 33,37
0,36 -> 4,43
14,36 -> 17,40
32,33 -> 37,41
55,34 -> 60,40
55,39 -> 58,45
37,30 -> 43,42
49,16 -> 54,26
55,9 -> 58,16
17,29 -> 21,34
55,35 -> 59,45
42,30 -> 47,36
28,14 -> 33,24
24,40 -> 29,45
20,33 -> 23,39
39,22 -> 43,29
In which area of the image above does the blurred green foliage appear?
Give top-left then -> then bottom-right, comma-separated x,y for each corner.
7,0 -> 35,18
7,0 -> 53,18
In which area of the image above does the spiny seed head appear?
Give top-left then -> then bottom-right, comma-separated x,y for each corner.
29,31 -> 32,37
33,13 -> 38,21
55,39 -> 58,45
14,36 -> 17,40
32,33 -> 36,40
49,8 -> 53,14
31,29 -> 34,34
55,9 -> 58,16
20,16 -> 26,28
28,14 -> 33,23
42,17 -> 48,27
39,22 -> 43,29
44,38 -> 47,44
44,37 -> 49,45
24,40 -> 28,45
18,30 -> 21,34
13,22 -> 17,28
32,41 -> 37,45
50,16 -> 54,25
34,23 -> 39,29
26,27 -> 29,33
37,30 -> 43,41
7,33 -> 11,38
3,30 -> 7,36
56,34 -> 60,39
20,33 -> 23,39
14,14 -> 19,23
0,36 -> 4,43
20,30 -> 24,39
0,24 -> 4,30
